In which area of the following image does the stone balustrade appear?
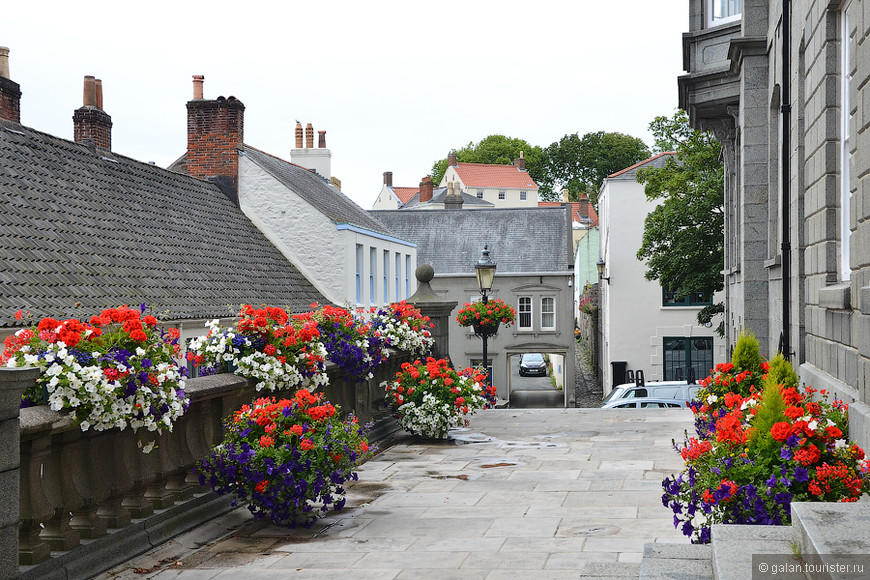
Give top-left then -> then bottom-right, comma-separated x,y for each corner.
7,352 -> 411,579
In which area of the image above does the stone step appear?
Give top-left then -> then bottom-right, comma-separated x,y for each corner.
638,541 -> 713,580
790,501 -> 870,579
509,389 -> 564,408
710,524 -> 795,580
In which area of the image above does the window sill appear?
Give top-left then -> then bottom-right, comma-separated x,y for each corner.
818,283 -> 851,310
764,255 -> 781,269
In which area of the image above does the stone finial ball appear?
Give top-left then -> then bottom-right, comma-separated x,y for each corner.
415,263 -> 435,283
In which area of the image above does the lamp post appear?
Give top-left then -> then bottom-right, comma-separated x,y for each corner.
475,245 -> 497,384
596,259 -> 610,284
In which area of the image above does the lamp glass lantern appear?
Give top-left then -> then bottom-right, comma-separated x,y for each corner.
475,245 -> 497,297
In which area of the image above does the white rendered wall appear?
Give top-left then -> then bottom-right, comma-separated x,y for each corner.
239,156 -> 345,304
290,148 -> 332,180
598,176 -> 724,392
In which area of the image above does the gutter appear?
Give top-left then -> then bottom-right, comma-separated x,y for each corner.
781,0 -> 792,359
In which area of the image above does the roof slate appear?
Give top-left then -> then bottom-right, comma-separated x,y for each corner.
453,162 -> 539,190
538,201 -> 599,227
400,187 -> 495,209
243,146 -> 394,235
370,207 -> 571,275
0,120 -> 326,327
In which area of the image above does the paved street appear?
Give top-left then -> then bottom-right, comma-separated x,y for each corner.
100,407 -> 692,579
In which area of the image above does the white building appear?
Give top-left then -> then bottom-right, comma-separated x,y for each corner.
598,153 -> 725,394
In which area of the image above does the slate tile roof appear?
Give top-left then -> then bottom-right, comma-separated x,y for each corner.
0,120 -> 326,327
399,187 -> 495,209
242,146 -> 394,235
370,207 -> 572,275
453,162 -> 539,190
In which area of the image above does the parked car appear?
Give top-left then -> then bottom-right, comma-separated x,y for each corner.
600,397 -> 690,409
519,353 -> 547,377
602,381 -> 701,405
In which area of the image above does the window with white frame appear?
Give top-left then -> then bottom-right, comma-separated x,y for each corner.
840,0 -> 854,281
395,253 -> 401,301
498,191 -> 506,200
707,0 -> 742,27
383,250 -> 390,303
520,191 -> 527,201
541,297 -> 555,329
355,244 -> 363,303
476,190 -> 484,199
369,247 -> 376,305
518,297 -> 532,329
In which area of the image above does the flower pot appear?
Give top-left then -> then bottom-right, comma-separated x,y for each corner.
472,320 -> 501,336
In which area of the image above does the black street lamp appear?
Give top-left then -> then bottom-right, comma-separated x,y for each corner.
475,245 -> 497,383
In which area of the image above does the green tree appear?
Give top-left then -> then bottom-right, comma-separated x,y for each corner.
430,135 -> 545,190
636,110 -> 724,332
540,131 -> 650,205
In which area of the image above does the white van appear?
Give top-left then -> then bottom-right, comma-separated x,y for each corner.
602,380 -> 701,405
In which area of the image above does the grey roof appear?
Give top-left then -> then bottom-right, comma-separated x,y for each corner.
0,120 -> 326,327
400,187 -> 494,209
370,207 -> 573,275
242,146 -> 395,235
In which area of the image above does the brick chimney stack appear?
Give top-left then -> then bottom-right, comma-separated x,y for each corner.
186,75 -> 244,199
419,176 -> 434,203
0,46 -> 22,123
305,123 -> 314,148
513,150 -> 526,171
447,151 -> 457,166
73,75 -> 113,150
318,130 -> 326,148
578,192 -> 590,220
384,171 -> 393,187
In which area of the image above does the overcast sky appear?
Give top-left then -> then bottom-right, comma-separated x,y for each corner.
4,1 -> 686,209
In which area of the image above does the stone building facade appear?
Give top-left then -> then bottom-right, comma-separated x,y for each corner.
679,1 -> 870,433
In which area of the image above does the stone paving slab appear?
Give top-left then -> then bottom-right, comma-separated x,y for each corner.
99,408 -> 694,579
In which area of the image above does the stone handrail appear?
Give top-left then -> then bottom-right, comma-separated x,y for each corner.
6,352 -> 411,579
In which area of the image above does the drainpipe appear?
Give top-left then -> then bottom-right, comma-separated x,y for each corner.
781,0 -> 792,359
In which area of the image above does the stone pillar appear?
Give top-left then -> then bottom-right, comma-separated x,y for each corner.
407,264 -> 458,362
0,367 -> 39,578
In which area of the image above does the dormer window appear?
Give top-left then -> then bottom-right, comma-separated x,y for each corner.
708,0 -> 742,27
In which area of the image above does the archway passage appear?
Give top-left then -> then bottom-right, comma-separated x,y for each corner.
508,352 -> 565,408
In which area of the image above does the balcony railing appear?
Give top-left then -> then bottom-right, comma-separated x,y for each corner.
3,352 -> 411,580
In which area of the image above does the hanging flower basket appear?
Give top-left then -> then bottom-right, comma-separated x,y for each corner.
456,298 -> 516,330
471,319 -> 501,336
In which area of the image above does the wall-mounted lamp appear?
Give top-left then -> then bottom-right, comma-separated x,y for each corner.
596,259 -> 610,284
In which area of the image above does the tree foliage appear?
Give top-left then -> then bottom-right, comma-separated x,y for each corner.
636,110 -> 724,332
430,135 -> 545,189
540,131 -> 650,204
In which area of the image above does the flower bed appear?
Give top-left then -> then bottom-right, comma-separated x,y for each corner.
370,300 -> 433,359
2,305 -> 189,450
197,389 -> 373,527
663,333 -> 870,543
382,357 -> 496,439
187,305 -> 329,393
456,298 -> 516,328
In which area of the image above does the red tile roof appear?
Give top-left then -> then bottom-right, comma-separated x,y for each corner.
538,201 -> 599,227
453,162 -> 539,190
607,151 -> 676,178
392,186 -> 418,204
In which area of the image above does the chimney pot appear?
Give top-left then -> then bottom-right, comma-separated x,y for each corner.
95,79 -> 103,110
318,130 -> 326,148
295,122 -> 303,148
83,76 -> 97,107
305,123 -> 314,148
192,75 -> 204,99
0,47 -> 9,79
384,171 -> 393,187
